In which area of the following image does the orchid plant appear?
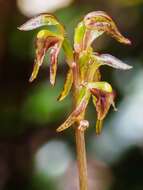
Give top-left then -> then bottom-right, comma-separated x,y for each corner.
18,11 -> 131,190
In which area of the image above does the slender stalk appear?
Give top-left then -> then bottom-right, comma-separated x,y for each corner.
73,52 -> 88,190
75,122 -> 88,190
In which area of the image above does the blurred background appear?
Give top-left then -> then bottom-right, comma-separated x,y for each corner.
0,0 -> 143,190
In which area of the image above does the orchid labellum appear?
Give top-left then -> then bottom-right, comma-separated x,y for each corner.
18,11 -> 132,135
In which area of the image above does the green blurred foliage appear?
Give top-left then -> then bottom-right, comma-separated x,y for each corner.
22,78 -> 72,124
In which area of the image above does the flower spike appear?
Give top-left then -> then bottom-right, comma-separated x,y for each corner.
19,11 -> 132,137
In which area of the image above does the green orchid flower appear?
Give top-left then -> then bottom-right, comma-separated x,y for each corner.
18,11 -> 132,135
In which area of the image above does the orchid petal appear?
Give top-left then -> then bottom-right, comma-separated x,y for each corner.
83,11 -> 131,45
18,13 -> 65,34
29,34 -> 60,83
58,69 -> 73,101
92,53 -> 132,70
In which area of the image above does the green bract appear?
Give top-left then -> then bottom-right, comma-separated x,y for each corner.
18,11 -> 132,135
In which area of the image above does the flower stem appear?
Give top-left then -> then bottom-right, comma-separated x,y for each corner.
73,52 -> 88,190
75,122 -> 88,190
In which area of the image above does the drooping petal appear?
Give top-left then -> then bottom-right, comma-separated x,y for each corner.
91,53 -> 132,70
58,69 -> 73,101
50,41 -> 62,87
83,11 -> 131,45
18,13 -> 65,35
29,35 -> 60,82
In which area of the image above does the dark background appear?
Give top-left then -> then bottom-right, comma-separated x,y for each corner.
0,0 -> 143,189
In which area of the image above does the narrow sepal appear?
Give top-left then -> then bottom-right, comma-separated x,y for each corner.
18,13 -> 61,31
84,11 -> 131,45
92,53 -> 132,70
58,69 -> 73,101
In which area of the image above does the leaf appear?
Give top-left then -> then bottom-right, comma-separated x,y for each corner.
50,41 -> 62,87
91,53 -> 132,70
58,69 -> 73,101
74,22 -> 86,52
18,13 -> 65,34
62,37 -> 74,64
83,11 -> 131,45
